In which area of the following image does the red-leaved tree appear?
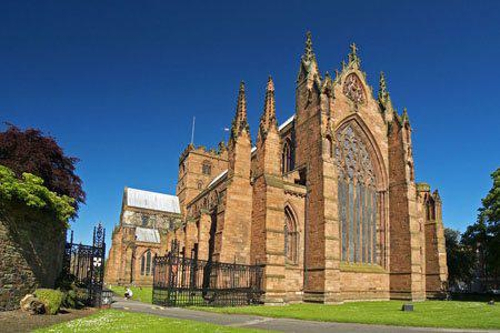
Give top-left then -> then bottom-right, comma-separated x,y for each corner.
0,124 -> 85,214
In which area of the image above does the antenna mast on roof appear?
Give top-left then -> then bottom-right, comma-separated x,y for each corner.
190,116 -> 196,145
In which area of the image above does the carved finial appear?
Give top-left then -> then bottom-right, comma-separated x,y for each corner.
350,43 -> 358,55
348,42 -> 360,64
259,76 -> 277,140
230,81 -> 250,141
432,189 -> 442,202
402,107 -> 410,123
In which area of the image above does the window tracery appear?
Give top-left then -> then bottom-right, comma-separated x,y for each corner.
343,73 -> 365,105
335,125 -> 378,264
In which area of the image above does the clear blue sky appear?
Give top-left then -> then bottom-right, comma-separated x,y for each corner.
2,1 -> 499,246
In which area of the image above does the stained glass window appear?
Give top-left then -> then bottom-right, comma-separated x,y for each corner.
335,125 -> 378,264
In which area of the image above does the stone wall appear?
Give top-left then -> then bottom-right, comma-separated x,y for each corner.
0,204 -> 66,311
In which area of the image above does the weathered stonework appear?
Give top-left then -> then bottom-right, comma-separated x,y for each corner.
0,204 -> 65,311
105,33 -> 448,302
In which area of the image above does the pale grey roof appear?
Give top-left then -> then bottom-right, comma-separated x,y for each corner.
208,169 -> 228,188
279,114 -> 295,131
135,227 -> 160,243
125,187 -> 180,214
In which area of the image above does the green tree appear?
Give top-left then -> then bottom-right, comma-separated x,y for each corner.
461,167 -> 500,288
445,228 -> 474,287
0,164 -> 75,225
0,124 -> 85,214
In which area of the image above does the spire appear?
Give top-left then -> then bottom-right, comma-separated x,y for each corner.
303,31 -> 315,63
297,31 -> 321,88
230,81 -> 250,141
259,76 -> 277,139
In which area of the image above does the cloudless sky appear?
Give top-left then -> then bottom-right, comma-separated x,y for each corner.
2,0 -> 500,246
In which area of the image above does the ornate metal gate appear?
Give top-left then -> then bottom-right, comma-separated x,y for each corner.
63,223 -> 106,307
152,241 -> 263,307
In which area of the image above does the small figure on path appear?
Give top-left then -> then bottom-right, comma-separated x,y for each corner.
124,287 -> 133,300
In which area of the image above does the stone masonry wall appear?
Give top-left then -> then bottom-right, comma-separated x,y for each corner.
0,205 -> 65,311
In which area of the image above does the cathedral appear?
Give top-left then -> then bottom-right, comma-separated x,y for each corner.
105,33 -> 448,303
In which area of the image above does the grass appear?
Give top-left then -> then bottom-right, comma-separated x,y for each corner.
193,300 -> 500,330
35,309 -> 266,333
108,286 -> 153,304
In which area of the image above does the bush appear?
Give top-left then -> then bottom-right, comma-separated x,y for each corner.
35,289 -> 64,315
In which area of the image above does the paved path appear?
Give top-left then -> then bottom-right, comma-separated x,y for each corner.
111,298 -> 499,333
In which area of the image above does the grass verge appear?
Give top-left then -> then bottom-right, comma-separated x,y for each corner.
193,300 -> 500,330
34,309 -> 266,333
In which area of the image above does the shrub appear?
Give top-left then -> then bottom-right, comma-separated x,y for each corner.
35,288 -> 64,315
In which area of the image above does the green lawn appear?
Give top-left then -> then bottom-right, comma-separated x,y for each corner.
108,286 -> 153,304
35,309 -> 265,333
194,301 -> 500,330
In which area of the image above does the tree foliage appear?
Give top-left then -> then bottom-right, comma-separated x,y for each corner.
445,228 -> 474,287
0,164 -> 75,224
0,124 -> 85,212
461,167 -> 500,287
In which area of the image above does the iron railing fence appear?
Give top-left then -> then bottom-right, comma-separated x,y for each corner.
152,246 -> 263,307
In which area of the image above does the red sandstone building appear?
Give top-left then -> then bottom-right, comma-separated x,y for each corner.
105,33 -> 448,303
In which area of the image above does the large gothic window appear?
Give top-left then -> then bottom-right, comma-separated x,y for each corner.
141,250 -> 152,276
335,125 -> 378,264
284,206 -> 298,263
282,139 -> 294,173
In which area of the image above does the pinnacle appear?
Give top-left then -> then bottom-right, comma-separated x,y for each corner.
230,80 -> 249,141
266,76 -> 275,92
260,76 -> 277,138
379,71 -> 389,99
303,31 -> 315,62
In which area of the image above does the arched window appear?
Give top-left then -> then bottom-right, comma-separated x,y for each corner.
197,180 -> 203,190
202,161 -> 212,175
284,206 -> 298,263
141,250 -> 152,276
335,125 -> 378,264
281,139 -> 294,173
